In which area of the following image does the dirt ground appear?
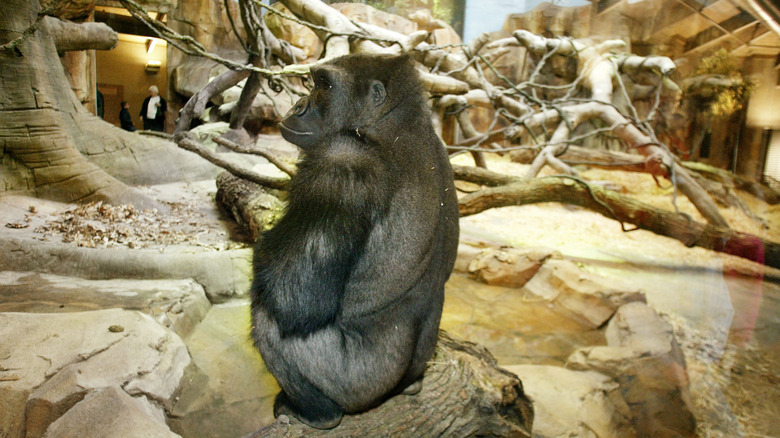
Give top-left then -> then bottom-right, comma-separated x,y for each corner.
453,154 -> 780,437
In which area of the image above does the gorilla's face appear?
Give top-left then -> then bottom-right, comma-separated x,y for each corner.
279,65 -> 386,151
279,94 -> 321,150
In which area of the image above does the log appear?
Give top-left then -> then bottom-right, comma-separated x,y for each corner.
458,176 -> 780,269
540,146 -> 770,226
177,138 -> 290,189
215,172 -> 284,241
244,331 -> 534,438
551,146 -> 774,213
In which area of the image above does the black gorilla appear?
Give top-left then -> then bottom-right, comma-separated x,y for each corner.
250,53 -> 459,429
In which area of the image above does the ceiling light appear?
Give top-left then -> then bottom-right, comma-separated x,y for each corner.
145,59 -> 161,73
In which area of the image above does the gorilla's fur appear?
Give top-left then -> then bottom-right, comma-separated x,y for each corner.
250,53 -> 459,429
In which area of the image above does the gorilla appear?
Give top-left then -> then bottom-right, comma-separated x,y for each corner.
250,53 -> 459,429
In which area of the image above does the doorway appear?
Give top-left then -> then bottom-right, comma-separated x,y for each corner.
94,6 -> 168,131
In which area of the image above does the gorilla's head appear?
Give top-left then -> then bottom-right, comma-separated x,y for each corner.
279,54 -> 423,151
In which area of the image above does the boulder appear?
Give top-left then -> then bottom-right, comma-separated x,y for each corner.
0,236 -> 252,302
567,302 -> 697,437
467,246 -> 559,288
442,274 -> 607,365
218,82 -> 295,127
0,272 -> 210,339
0,309 -> 191,438
523,259 -> 645,328
44,386 -> 180,438
504,364 -> 636,437
169,301 -> 276,438
454,242 -> 484,272
171,58 -> 230,100
265,4 -> 323,62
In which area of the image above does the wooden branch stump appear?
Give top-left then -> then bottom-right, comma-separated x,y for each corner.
47,17 -> 118,53
245,331 -> 534,438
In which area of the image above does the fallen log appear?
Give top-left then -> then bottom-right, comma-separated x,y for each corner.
215,172 -> 284,241
221,160 -> 778,268
459,176 -> 780,269
244,331 -> 534,438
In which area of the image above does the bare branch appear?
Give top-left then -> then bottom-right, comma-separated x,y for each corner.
213,136 -> 297,177
459,177 -> 776,268
177,138 -> 290,190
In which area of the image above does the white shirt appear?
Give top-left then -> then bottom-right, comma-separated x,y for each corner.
146,96 -> 160,119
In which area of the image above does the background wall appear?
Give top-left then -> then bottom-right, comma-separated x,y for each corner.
96,34 -> 168,131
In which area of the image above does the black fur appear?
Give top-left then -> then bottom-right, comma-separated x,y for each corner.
250,53 -> 459,429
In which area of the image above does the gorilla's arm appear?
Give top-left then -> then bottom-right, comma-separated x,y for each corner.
252,135 -> 393,337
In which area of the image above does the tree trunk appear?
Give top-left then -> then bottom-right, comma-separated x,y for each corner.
174,69 -> 251,135
245,331 -> 534,438
0,0 -> 209,210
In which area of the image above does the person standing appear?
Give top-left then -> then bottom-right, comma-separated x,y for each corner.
139,85 -> 167,132
96,90 -> 104,119
119,101 -> 136,132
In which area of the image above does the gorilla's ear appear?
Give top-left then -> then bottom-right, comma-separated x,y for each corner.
370,80 -> 386,106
